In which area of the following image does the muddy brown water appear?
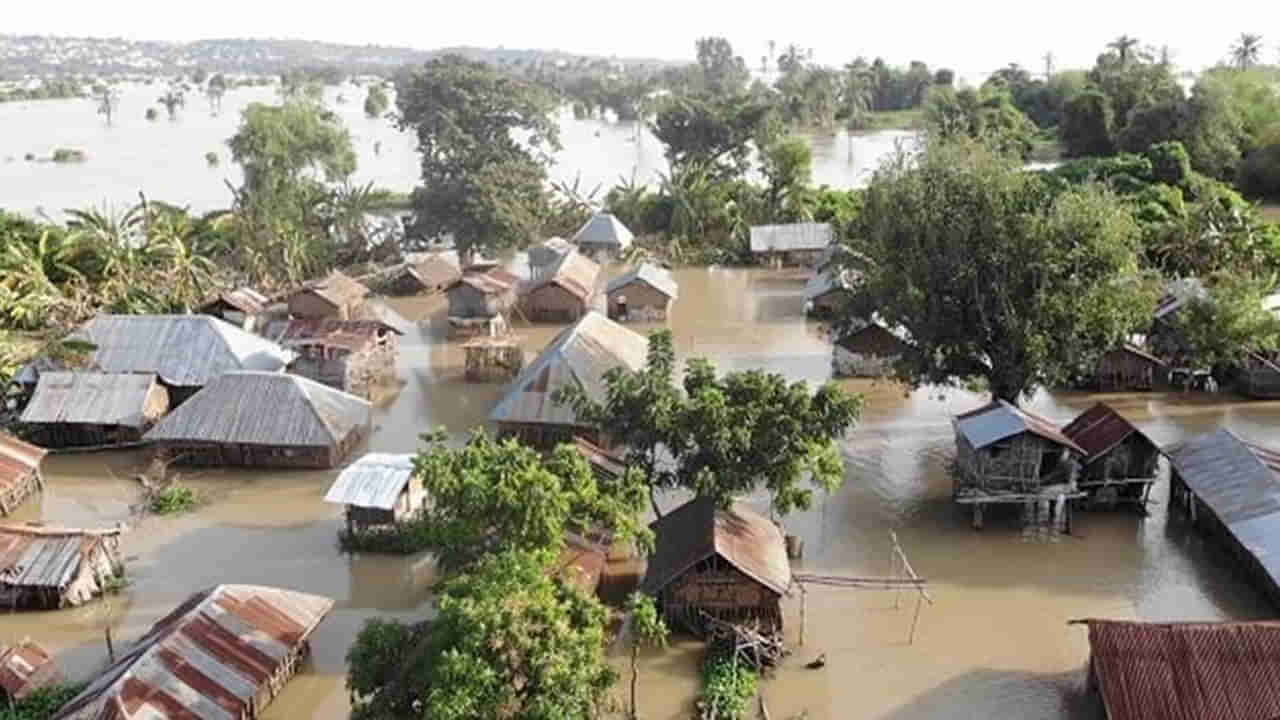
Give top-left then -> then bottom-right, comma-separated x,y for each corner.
9,267 -> 1277,719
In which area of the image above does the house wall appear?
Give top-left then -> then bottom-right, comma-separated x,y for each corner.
833,345 -> 898,378
607,281 -> 670,321
0,536 -> 121,609
809,289 -> 848,316
154,434 -> 362,469
288,292 -> 347,320
28,423 -> 148,449
1095,350 -> 1161,391
249,639 -> 310,717
1081,436 -> 1160,483
447,285 -> 504,319
955,432 -> 1068,495
526,284 -> 588,322
0,470 -> 41,516
658,557 -> 783,635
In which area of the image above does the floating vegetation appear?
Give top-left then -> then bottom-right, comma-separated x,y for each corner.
51,148 -> 87,163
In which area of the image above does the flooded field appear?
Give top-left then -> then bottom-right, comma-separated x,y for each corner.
8,267 -> 1278,719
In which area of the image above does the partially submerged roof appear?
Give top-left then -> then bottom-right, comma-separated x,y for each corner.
571,213 -> 633,250
606,263 -> 679,300
324,453 -> 415,510
53,584 -> 333,720
749,222 -> 833,253
71,315 -> 293,387
0,640 -> 59,701
144,371 -> 371,448
557,533 -> 607,594
571,436 -> 627,480
0,525 -> 119,591
1060,403 -> 1155,465
952,400 -> 1084,454
296,270 -> 368,309
447,270 -> 517,297
0,435 -> 46,492
834,320 -> 913,353
526,249 -> 601,303
1080,618 -> 1280,720
279,318 -> 401,351
198,287 -> 269,316
490,312 -> 647,427
642,497 -> 791,596
804,267 -> 859,301
1165,428 -> 1280,533
405,254 -> 462,288
529,237 -> 574,268
20,372 -> 161,428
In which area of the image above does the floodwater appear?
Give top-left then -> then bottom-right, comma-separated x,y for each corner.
7,267 -> 1279,719
0,82 -> 907,218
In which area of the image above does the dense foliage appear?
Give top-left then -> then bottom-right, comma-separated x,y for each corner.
696,656 -> 758,720
625,591 -> 668,720
0,684 -> 84,720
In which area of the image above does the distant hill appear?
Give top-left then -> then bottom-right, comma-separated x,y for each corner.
0,34 -> 682,78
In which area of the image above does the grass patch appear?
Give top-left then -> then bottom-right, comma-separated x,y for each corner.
338,519 -> 431,554
696,655 -> 759,720
147,483 -> 200,515
863,109 -> 924,131
0,683 -> 85,720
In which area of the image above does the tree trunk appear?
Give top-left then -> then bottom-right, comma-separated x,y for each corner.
631,645 -> 639,720
649,486 -> 663,520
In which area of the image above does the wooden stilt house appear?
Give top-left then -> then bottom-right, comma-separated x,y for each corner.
606,264 -> 678,322
1060,403 -> 1160,508
0,435 -> 45,517
521,249 -> 604,323
1092,344 -> 1166,391
287,270 -> 369,320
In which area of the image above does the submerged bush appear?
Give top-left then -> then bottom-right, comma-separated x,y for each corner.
204,151 -> 219,167
0,683 -> 85,720
338,518 -> 431,554
696,656 -> 758,720
51,148 -> 86,163
147,483 -> 199,514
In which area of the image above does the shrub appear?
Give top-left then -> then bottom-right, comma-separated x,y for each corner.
0,683 -> 85,720
147,484 -> 199,515
1239,143 -> 1280,202
51,148 -> 86,163
204,151 -> 219,167
696,656 -> 758,720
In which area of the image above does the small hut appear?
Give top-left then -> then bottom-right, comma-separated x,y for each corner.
0,525 -> 122,609
749,222 -> 833,268
19,372 -> 169,448
196,287 -> 270,331
571,212 -> 633,261
69,314 -> 294,406
1166,429 -> 1280,608
445,269 -> 519,335
143,371 -> 371,469
462,336 -> 524,382
383,254 -> 461,296
521,250 -> 604,323
324,453 -> 425,533
606,264 -> 678,321
280,318 -> 401,398
804,268 -> 855,317
490,312 -> 647,450
1060,403 -> 1159,508
529,237 -> 574,270
952,400 -> 1085,529
642,497 -> 791,636
832,321 -> 911,378
1077,618 -> 1280,720
0,435 -> 45,517
0,640 -> 60,702
287,270 -> 369,320
51,584 -> 332,720
1092,344 -> 1165,391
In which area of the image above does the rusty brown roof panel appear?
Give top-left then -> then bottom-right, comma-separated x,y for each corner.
0,435 -> 45,498
280,317 -> 401,351
527,250 -> 601,302
1060,402 -> 1153,465
642,497 -> 791,596
1083,619 -> 1280,720
298,270 -> 368,310
53,584 -> 332,720
0,640 -> 59,700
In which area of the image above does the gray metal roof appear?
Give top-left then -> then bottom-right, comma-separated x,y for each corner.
20,372 -> 160,428
144,371 -> 371,448
490,312 -> 648,427
529,237 -> 573,268
1165,429 -> 1280,528
525,249 -> 602,302
803,268 -> 857,301
324,453 -> 415,510
71,315 -> 294,387
953,400 -> 1084,454
749,222 -> 833,253
0,526 -> 118,591
571,213 -> 633,250
606,263 -> 679,300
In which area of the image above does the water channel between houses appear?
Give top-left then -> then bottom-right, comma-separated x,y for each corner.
4,267 -> 1276,719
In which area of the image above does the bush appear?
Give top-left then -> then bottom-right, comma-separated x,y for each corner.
0,683 -> 84,720
51,148 -> 86,163
696,656 -> 758,720
338,519 -> 431,554
1239,143 -> 1280,201
147,484 -> 199,514
145,107 -> 158,121
204,151 -> 219,167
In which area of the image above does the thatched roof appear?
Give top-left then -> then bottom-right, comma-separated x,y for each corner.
295,270 -> 368,310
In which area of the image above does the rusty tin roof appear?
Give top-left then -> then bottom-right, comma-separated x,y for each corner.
1060,402 -> 1155,465
198,288 -> 269,316
953,400 -> 1084,454
642,497 -> 791,596
0,525 -> 119,591
405,255 -> 462,288
295,270 -> 368,309
0,435 -> 46,496
0,640 -> 59,700
525,249 -> 601,303
606,263 -> 679,300
53,584 -> 333,720
1081,618 -> 1280,720
279,318 -> 401,351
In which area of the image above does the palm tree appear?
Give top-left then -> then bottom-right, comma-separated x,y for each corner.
1231,33 -> 1264,69
1107,35 -> 1140,63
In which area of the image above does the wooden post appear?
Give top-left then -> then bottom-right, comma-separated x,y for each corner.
908,593 -> 924,645
105,626 -> 115,662
972,503 -> 984,530
799,582 -> 806,647
1064,500 -> 1073,535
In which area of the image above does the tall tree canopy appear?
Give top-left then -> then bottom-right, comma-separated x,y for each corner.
650,92 -> 778,179
695,36 -> 750,95
395,55 -> 559,256
837,138 -> 1157,403
227,100 -> 356,197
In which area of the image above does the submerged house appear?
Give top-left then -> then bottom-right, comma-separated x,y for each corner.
278,318 -> 400,398
832,321 -> 911,378
52,584 -> 333,720
1091,344 -> 1166,391
804,268 -> 855,317
324,453 -> 425,533
19,372 -> 169,448
642,497 -> 791,636
1166,429 -> 1280,608
0,640 -> 60,701
196,287 -> 271,331
67,314 -> 293,406
605,264 -> 678,321
0,435 -> 45,517
529,237 -> 574,270
143,371 -> 372,469
952,400 -> 1085,528
383,254 -> 461,296
570,212 -> 633,260
521,250 -> 604,323
0,525 -> 122,609
1077,618 -> 1280,720
287,270 -> 369,320
1061,403 -> 1160,507
445,269 -> 519,333
749,222 -> 833,268
490,312 -> 647,450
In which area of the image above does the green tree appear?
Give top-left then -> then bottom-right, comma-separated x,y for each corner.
924,85 -> 1037,160
346,550 -> 618,720
695,36 -> 750,95
1107,35 -> 1141,64
227,101 -> 356,197
94,84 -> 118,126
206,73 -> 227,115
191,67 -> 208,85
158,83 -> 185,121
1231,33 -> 1264,70
1155,273 -> 1280,368
759,135 -> 813,221
1062,89 -> 1116,156
395,55 -> 559,257
839,138 -> 1157,402
651,92 -> 778,179
363,83 -> 389,118
625,591 -> 668,720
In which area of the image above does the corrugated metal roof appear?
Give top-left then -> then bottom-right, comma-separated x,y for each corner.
0,435 -> 45,496
490,312 -> 647,427
20,372 -> 160,428
571,213 -> 633,250
279,318 -> 401,351
606,263 -> 679,300
323,453 -> 415,510
803,267 -> 859,301
953,400 -> 1084,454
1082,618 -> 1280,720
1166,429 -> 1280,529
526,249 -> 601,303
1154,277 -> 1208,320
144,372 -> 371,448
53,584 -> 333,720
1060,402 -> 1154,465
405,255 -> 461,289
557,534 -> 607,594
642,497 -> 791,596
198,288 -> 269,316
529,237 -> 574,268
749,222 -> 833,253
0,640 -> 58,700
296,270 -> 368,310
571,437 -> 627,480
1115,343 -> 1165,367
0,525 -> 117,591
71,315 -> 294,387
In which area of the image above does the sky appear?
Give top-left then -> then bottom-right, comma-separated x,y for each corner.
9,0 -> 1280,79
